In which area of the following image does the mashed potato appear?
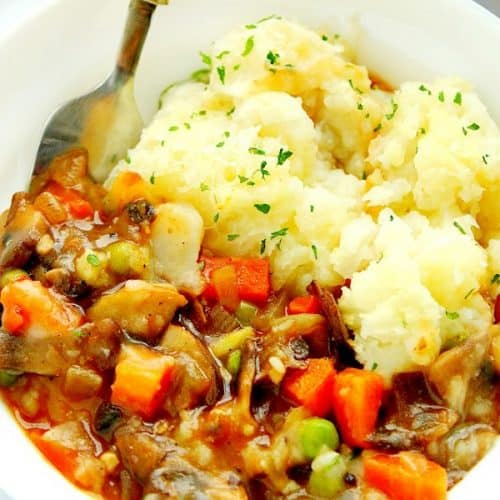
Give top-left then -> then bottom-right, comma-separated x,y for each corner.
107,17 -> 500,380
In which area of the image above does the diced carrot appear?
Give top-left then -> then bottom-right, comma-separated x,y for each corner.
363,450 -> 447,500
111,344 -> 175,420
201,257 -> 270,304
31,432 -> 79,480
494,295 -> 500,324
287,295 -> 322,315
46,181 -> 93,219
2,303 -> 27,333
331,367 -> 384,448
282,358 -> 335,417
212,265 -> 240,312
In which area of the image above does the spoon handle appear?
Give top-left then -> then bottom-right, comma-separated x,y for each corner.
115,0 -> 165,79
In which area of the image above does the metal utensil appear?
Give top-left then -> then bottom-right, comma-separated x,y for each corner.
33,0 -> 168,183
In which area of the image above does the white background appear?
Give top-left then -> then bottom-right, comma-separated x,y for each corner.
0,0 -> 498,498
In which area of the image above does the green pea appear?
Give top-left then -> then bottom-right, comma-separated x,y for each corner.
226,349 -> 242,376
0,370 -> 21,387
308,451 -> 346,497
235,301 -> 258,326
0,269 -> 28,288
300,417 -> 339,460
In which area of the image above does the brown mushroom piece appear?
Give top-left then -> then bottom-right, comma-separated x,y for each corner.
428,329 -> 490,415
87,280 -> 187,340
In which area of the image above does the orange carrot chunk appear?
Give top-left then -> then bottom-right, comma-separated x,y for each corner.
282,358 -> 335,417
363,450 -> 447,500
201,257 -> 270,304
287,295 -> 322,315
331,367 -> 384,448
212,264 -> 240,312
46,181 -> 93,219
111,344 -> 175,420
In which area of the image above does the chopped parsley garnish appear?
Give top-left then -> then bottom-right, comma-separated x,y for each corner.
464,288 -> 476,300
168,125 -> 179,132
385,100 -> 399,120
200,182 -> 209,192
226,106 -> 236,116
419,84 -> 432,95
373,123 -> 382,132
199,51 -> 212,66
199,110 -> 207,116
266,50 -> 280,65
260,239 -> 266,255
357,102 -> 364,111
259,161 -> 270,179
224,131 -> 230,138
149,173 -> 155,185
271,227 -> 288,239
198,261 -> 206,271
233,64 -> 241,71
454,92 -> 462,105
215,141 -> 225,148
160,140 -> 165,147
277,148 -> 293,165
491,273 -> 500,284
184,122 -> 191,130
191,68 -> 210,84
389,214 -> 394,221
249,147 -> 266,155
438,91 -> 445,102
245,24 -> 257,29
216,50 -> 230,60
371,362 -> 378,371
348,79 -> 363,94
86,254 -> 100,267
213,212 -> 220,223
420,127 -> 427,135
216,66 -> 226,84
238,175 -> 249,183
462,126 -> 468,136
445,311 -> 459,320
310,205 -> 315,213
482,154 -> 490,165
72,329 -> 88,338
312,244 -> 318,260
321,34 -> 329,41
453,221 -> 466,234
467,122 -> 480,131
254,203 -> 271,214
257,14 -> 281,23
242,36 -> 255,56
362,171 -> 367,180
125,155 -> 131,164
227,233 -> 240,241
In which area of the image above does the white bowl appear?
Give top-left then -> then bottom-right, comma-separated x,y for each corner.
0,0 -> 499,498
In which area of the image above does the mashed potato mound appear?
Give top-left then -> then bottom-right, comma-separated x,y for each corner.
107,17 -> 500,380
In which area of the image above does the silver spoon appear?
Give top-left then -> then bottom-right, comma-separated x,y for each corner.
33,0 -> 168,183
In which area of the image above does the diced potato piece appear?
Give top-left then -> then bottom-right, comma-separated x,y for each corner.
151,203 -> 204,295
63,365 -> 103,399
75,249 -> 112,288
88,280 -> 187,339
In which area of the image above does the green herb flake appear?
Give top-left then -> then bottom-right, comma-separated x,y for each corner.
321,34 -> 329,41
72,329 -> 88,338
86,254 -> 100,267
216,66 -> 226,84
438,91 -> 445,102
312,244 -> 318,260
227,233 -> 240,241
348,79 -> 363,94
198,110 -> 207,116
373,123 -> 382,133
160,140 -> 165,147
310,205 -> 315,213
271,227 -> 288,239
216,141 -> 225,148
445,311 -> 460,320
453,92 -> 462,105
191,68 -> 210,84
371,362 -> 378,371
277,148 -> 293,165
213,212 -> 220,223
168,125 -> 179,132
334,33 -> 340,40
491,273 -> 500,284
184,122 -> 191,130
462,126 -> 468,136
242,36 -> 255,56
257,14 -> 281,23
467,122 -> 480,131
233,64 -> 241,71
238,175 -> 249,184
216,50 -> 230,60
385,100 -> 399,120
482,154 -> 490,165
266,51 -> 280,65
389,214 -> 394,221
249,147 -> 266,155
259,161 -> 270,179
245,24 -> 257,29
199,51 -> 212,66
224,131 -> 230,138
420,128 -> 427,135
198,261 -> 206,272
453,221 -> 466,234
149,173 -> 155,185
260,238 -> 266,255
419,84 -> 432,95
226,106 -> 236,116
125,155 -> 131,164
464,288 -> 476,300
254,203 -> 271,214
357,102 -> 364,111
200,182 -> 209,192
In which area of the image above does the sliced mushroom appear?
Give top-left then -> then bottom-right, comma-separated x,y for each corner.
87,280 -> 187,340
